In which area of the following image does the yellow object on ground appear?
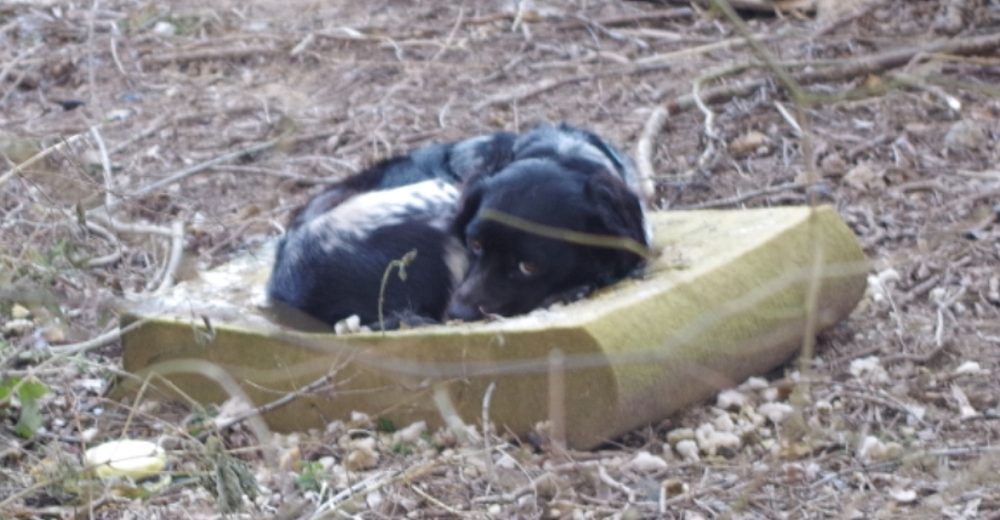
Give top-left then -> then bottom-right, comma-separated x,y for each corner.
121,206 -> 866,449
84,439 -> 167,479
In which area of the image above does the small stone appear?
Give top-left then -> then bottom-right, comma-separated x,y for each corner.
3,318 -> 33,336
10,304 -> 31,320
392,421 -> 426,444
366,489 -> 383,510
77,378 -> 106,393
325,420 -> 345,436
741,376 -> 769,390
849,356 -> 888,383
843,162 -> 884,190
695,423 -> 741,456
782,462 -> 807,483
857,435 -> 888,462
628,451 -> 669,472
987,277 -> 999,304
713,413 -> 735,433
944,120 -> 987,153
317,456 -> 336,471
278,445 -> 301,472
351,436 -> 376,451
675,440 -> 699,462
876,268 -> 901,286
41,325 -> 67,344
954,361 -> 984,375
345,438 -> 379,471
758,402 -> 795,425
951,384 -> 979,419
152,21 -> 176,36
80,427 -> 99,442
81,149 -> 103,168
884,442 -> 904,459
729,130 -> 771,157
666,428 -> 695,445
662,478 -> 687,497
716,389 -> 747,410
819,151 -> 847,176
890,488 -> 918,503
496,453 -> 518,469
106,108 -> 133,122
348,411 -> 372,428
867,268 -> 900,304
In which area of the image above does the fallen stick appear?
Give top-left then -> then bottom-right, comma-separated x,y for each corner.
47,319 -> 147,355
474,63 -> 672,110
682,182 -> 811,209
555,7 -> 693,30
634,105 -> 668,201
143,44 -> 277,65
153,220 -> 185,294
689,0 -> 814,13
126,139 -> 279,202
661,32 -> 1000,112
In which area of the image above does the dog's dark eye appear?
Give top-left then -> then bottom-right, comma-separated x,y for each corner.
517,261 -> 539,277
468,238 -> 483,255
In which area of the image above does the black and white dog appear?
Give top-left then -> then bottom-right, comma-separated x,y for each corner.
267,124 -> 650,329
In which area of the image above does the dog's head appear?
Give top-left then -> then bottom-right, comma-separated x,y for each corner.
446,158 -> 648,321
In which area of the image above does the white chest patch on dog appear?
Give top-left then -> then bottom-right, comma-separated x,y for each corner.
442,236 -> 470,286
302,179 -> 459,253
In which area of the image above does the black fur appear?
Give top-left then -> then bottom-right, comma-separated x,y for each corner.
446,124 -> 649,320
267,132 -> 516,329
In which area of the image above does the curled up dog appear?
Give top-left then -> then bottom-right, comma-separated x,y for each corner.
267,124 -> 651,330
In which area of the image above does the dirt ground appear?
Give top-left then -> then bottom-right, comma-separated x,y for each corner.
1,0 -> 999,518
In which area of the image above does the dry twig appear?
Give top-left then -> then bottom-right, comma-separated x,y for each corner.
635,105 -> 668,200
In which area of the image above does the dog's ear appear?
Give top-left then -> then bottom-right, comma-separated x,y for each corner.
584,171 -> 647,246
449,132 -> 517,179
452,176 -> 486,242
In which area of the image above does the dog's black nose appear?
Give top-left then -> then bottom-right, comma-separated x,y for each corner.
446,300 -> 482,321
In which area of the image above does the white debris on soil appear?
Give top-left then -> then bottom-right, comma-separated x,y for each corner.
392,420 -> 427,444
695,423 -> 741,456
675,440 -> 700,462
953,361 -> 985,375
866,267 -> 901,304
850,356 -> 889,382
716,389 -> 747,410
857,435 -> 904,462
10,303 -> 31,319
758,402 -> 795,425
951,384 -> 980,419
890,488 -> 919,504
344,436 -> 379,471
3,318 -> 33,336
334,314 -> 362,335
627,451 -> 669,472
